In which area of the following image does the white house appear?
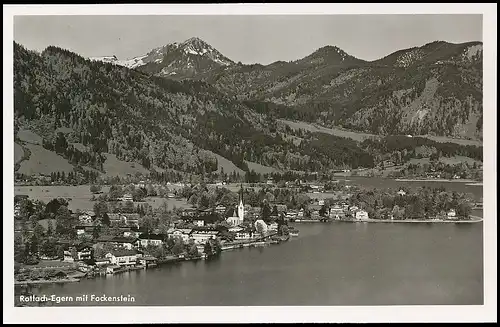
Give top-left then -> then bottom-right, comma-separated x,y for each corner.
63,246 -> 93,262
228,226 -> 244,233
138,234 -> 164,247
105,249 -> 140,267
193,219 -> 205,227
355,210 -> 369,220
397,189 -> 407,196
235,229 -> 255,241
447,209 -> 457,219
318,199 -> 325,206
329,205 -> 344,219
215,205 -> 226,214
78,212 -> 94,224
190,230 -> 219,244
349,206 -> 359,212
268,222 -> 278,232
121,193 -> 133,202
167,228 -> 192,243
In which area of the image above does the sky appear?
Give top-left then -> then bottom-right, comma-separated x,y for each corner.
14,14 -> 483,65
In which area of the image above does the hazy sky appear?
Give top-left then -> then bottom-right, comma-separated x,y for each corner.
14,15 -> 482,64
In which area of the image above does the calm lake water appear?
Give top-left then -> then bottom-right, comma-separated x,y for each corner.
21,178 -> 484,306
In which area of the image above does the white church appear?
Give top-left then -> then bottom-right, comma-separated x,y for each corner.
226,186 -> 245,227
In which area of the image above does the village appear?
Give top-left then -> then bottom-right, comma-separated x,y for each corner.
13,177 -> 479,286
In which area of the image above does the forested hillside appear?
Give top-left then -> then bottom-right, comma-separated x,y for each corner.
200,41 -> 483,140
13,42 -> 378,179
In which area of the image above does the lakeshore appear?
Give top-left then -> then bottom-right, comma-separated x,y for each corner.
15,278 -> 81,286
394,178 -> 481,183
337,215 -> 483,224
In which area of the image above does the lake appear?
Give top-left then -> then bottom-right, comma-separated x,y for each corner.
23,220 -> 483,306
17,177 -> 484,306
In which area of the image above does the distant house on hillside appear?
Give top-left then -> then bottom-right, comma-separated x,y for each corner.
447,209 -> 457,219
397,189 -> 407,196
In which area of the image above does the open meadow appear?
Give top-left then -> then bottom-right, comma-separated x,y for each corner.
14,185 -> 192,212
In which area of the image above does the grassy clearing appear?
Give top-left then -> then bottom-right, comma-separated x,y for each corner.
137,197 -> 191,210
102,153 -> 149,178
244,160 -> 281,174
439,156 -> 482,165
14,143 -> 24,164
278,119 -> 377,142
18,143 -> 74,175
279,119 -> 483,146
14,185 -> 111,212
18,129 -> 43,145
421,135 -> 482,146
205,150 -> 244,175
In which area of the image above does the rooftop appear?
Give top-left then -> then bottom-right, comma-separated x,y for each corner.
138,233 -> 165,240
107,249 -> 139,257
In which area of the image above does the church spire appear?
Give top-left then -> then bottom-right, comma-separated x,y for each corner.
239,183 -> 244,204
238,184 -> 245,220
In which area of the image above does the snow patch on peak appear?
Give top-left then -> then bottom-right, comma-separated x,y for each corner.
115,55 -> 148,69
89,55 -> 118,63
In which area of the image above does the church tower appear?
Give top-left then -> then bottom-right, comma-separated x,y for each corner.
237,184 -> 245,221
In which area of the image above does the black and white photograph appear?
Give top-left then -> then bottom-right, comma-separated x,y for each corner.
3,3 -> 497,324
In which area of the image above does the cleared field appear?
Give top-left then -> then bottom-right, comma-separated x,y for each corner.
439,156 -> 482,165
13,185 -> 191,212
18,129 -> 42,145
18,143 -> 74,175
279,119 -> 483,146
408,156 -> 482,166
102,153 -> 150,177
421,135 -> 482,147
14,185 -> 111,212
205,150 -> 244,175
137,197 -> 191,210
245,160 -> 281,174
14,143 -> 24,164
279,119 -> 377,142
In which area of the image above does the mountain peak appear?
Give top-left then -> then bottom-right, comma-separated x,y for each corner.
299,44 -> 363,66
181,36 -> 206,45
